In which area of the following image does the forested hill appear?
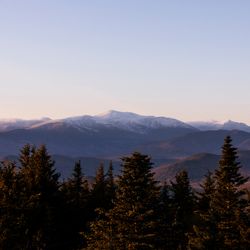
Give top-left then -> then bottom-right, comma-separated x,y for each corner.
0,136 -> 249,249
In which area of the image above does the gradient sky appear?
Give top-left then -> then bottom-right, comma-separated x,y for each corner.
1,1 -> 250,123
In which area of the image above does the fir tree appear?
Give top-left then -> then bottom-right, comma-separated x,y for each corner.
87,152 -> 160,250
189,136 -> 250,249
62,160 -> 90,249
197,171 -> 215,212
105,161 -> 116,209
114,152 -> 160,249
188,171 -> 217,249
157,182 -> 175,250
19,144 -> 65,249
0,161 -> 24,249
171,170 -> 195,250
86,208 -> 117,250
211,136 -> 249,249
90,163 -> 107,211
64,160 -> 89,207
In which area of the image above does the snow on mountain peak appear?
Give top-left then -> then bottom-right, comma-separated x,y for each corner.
222,120 -> 250,132
96,110 -> 142,123
0,118 -> 51,132
93,110 -> 193,130
189,119 -> 250,132
54,110 -> 193,132
98,110 -> 141,119
2,111 -> 250,134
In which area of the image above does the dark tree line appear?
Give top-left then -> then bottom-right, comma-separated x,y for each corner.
0,136 -> 249,249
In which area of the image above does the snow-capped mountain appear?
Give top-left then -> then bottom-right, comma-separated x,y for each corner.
188,121 -> 223,131
0,111 -> 198,158
1,111 -> 250,161
1,111 -> 250,134
62,110 -> 194,132
222,120 -> 250,132
189,120 -> 250,133
0,118 -> 51,132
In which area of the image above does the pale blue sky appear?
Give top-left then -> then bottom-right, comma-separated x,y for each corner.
1,1 -> 250,123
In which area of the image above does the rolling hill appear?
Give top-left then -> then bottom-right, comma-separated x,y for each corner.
153,151 -> 250,183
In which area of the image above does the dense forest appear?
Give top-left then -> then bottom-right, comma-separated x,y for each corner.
0,136 -> 249,249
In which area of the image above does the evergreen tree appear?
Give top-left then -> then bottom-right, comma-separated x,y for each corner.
19,144 -> 65,249
62,160 -> 89,249
157,182 -> 175,250
188,171 -> 217,249
87,152 -> 160,250
86,208 -> 117,250
114,152 -> 160,249
171,170 -> 195,250
90,163 -> 107,211
105,161 -> 116,209
19,144 -> 33,169
189,136 -> 250,249
0,161 -> 24,249
197,171 -> 215,212
211,136 -> 249,249
64,161 -> 89,207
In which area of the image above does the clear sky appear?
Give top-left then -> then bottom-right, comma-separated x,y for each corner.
1,1 -> 250,123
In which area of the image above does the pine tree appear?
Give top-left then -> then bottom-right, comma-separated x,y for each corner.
211,136 -> 249,249
197,171 -> 215,213
188,171 -> 217,249
19,144 -> 65,249
64,160 -> 89,207
0,161 -> 24,249
86,208 -> 117,250
171,170 -> 195,250
19,144 -> 35,169
62,160 -> 89,249
157,182 -> 175,250
189,136 -> 250,249
90,163 -> 107,211
105,161 -> 116,209
87,152 -> 160,249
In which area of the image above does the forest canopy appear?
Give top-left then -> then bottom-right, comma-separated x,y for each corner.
0,136 -> 249,249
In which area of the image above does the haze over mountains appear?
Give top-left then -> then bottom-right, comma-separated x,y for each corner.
1,110 -> 250,133
0,110 -> 193,132
1,110 -> 250,181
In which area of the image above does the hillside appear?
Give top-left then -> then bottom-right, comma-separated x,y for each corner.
0,111 -> 250,184
153,151 -> 250,183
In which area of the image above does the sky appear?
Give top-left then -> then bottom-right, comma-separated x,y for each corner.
0,1 -> 250,123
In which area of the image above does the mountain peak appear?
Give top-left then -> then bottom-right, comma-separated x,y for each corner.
57,110 -> 194,132
222,120 -> 250,131
189,119 -> 250,132
224,120 -> 246,125
97,110 -> 140,120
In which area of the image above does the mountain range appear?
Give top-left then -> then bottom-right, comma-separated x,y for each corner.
0,110 -> 250,182
1,111 -> 250,133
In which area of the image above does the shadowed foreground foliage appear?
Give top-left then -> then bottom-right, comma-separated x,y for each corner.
0,136 -> 249,249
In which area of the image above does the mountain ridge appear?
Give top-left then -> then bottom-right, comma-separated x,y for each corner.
0,111 -> 250,169
1,110 -> 250,133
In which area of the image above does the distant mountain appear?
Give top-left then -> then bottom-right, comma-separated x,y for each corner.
42,110 -> 194,133
0,111 -> 197,158
189,120 -> 250,133
222,120 -> 250,132
1,111 -> 250,133
153,153 -> 220,182
188,121 -> 222,131
153,151 -> 250,183
0,111 -> 249,184
0,118 -> 51,132
137,130 -> 250,159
